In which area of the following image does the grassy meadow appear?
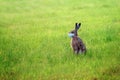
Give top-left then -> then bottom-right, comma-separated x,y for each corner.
0,0 -> 120,80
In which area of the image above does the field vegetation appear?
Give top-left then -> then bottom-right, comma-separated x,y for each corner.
0,0 -> 120,80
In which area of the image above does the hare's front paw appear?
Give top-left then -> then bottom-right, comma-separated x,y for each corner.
78,50 -> 82,54
74,51 -> 78,54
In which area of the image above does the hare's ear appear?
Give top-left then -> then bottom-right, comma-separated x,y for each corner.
77,23 -> 81,30
75,23 -> 81,30
75,23 -> 78,30
78,23 -> 81,27
75,23 -> 78,26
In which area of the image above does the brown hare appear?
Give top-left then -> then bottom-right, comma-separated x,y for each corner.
68,23 -> 86,54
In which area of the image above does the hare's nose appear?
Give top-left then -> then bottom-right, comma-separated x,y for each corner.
68,33 -> 74,38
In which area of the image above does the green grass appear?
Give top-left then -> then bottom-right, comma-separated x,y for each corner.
0,0 -> 120,80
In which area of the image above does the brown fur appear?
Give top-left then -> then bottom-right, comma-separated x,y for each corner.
69,23 -> 86,54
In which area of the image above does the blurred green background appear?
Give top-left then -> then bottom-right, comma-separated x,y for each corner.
0,0 -> 120,80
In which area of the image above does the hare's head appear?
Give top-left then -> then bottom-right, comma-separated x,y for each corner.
68,23 -> 81,38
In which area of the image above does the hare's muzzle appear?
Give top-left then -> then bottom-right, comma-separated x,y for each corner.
68,33 -> 74,38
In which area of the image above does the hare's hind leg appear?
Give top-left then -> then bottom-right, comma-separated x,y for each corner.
74,49 -> 78,54
82,45 -> 87,54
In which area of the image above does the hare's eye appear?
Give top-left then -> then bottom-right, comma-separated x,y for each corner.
72,31 -> 75,33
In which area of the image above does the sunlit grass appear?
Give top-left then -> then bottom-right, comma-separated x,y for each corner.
0,0 -> 120,80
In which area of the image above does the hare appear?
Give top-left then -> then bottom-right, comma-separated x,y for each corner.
68,23 -> 86,54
